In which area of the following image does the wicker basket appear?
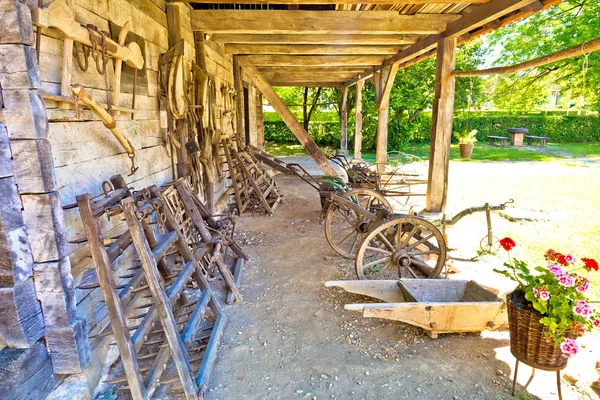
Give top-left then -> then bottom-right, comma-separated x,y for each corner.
507,291 -> 569,370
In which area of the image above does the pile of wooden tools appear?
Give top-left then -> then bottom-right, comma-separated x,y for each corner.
222,139 -> 282,216
76,175 -> 246,399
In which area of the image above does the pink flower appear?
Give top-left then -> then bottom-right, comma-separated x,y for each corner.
538,291 -> 550,300
573,301 -> 593,318
557,274 -> 575,287
560,338 -> 579,356
533,288 -> 539,296
593,319 -> 600,328
575,277 -> 590,293
548,264 -> 563,276
564,254 -> 576,263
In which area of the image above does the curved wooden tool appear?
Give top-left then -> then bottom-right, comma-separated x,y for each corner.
112,21 -> 131,112
71,85 -> 138,175
31,0 -> 144,69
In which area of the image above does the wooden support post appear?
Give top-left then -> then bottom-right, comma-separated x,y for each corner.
426,37 -> 456,213
240,63 -> 338,176
340,85 -> 348,155
233,58 -> 245,148
374,64 -> 398,172
256,92 -> 265,149
354,80 -> 363,159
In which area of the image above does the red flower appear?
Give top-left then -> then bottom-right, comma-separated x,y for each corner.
557,255 -> 568,266
581,257 -> 599,272
499,237 -> 516,251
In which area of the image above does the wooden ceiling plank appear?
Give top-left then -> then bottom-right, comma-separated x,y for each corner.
191,10 -> 461,35
225,44 -> 405,55
209,34 -> 421,45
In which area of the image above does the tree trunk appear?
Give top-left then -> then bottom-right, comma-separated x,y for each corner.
302,87 -> 322,132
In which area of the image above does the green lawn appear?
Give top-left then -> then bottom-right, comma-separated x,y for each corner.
265,142 -> 600,162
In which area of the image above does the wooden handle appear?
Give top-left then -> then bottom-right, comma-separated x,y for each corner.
71,84 -> 135,154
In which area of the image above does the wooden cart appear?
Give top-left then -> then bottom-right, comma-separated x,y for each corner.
325,279 -> 508,338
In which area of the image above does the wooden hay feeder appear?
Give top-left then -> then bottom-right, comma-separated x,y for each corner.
325,279 -> 508,338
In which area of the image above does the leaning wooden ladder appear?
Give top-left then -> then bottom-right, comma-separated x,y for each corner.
222,140 -> 251,214
78,188 -> 225,399
235,148 -> 282,215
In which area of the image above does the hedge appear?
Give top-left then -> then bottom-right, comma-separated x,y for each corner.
264,114 -> 600,149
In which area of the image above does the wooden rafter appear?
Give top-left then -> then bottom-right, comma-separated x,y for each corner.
225,44 -> 406,55
454,35 -> 600,76
191,11 -> 461,35
208,33 -> 421,45
236,55 -> 388,67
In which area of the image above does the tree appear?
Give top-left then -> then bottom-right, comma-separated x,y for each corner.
483,1 -> 600,111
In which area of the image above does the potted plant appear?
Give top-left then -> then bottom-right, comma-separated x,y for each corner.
454,129 -> 478,159
494,237 -> 599,369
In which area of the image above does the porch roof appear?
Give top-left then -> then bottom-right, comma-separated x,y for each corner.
185,0 -> 559,86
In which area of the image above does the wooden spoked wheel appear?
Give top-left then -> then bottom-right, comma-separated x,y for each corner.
324,189 -> 392,259
355,216 -> 447,280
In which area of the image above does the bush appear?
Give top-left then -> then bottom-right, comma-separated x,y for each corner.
264,114 -> 600,149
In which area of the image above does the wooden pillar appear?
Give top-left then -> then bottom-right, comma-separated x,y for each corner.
256,92 -> 265,149
353,80 -> 363,159
241,64 -> 338,176
340,85 -> 348,155
375,64 -> 398,172
233,57 -> 245,148
426,37 -> 457,213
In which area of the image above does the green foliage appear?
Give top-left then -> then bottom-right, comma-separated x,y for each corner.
454,129 -> 478,145
483,1 -> 600,111
265,113 -> 600,148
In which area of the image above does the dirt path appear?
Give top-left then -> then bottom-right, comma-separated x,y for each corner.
204,171 -> 599,400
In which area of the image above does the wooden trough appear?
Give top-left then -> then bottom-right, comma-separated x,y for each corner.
325,279 -> 508,338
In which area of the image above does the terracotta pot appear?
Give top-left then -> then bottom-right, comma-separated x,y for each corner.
507,291 -> 569,370
459,143 -> 474,159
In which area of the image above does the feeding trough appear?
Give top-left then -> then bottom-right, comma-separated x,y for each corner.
325,279 -> 508,338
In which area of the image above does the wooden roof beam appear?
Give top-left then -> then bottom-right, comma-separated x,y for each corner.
191,10 -> 461,35
343,0 -> 548,86
237,55 -> 388,67
208,34 -> 421,45
225,44 -> 406,55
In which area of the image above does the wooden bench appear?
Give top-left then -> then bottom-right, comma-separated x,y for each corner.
487,136 -> 509,146
525,135 -> 549,147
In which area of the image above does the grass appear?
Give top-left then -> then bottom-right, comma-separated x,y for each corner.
265,142 -> 600,162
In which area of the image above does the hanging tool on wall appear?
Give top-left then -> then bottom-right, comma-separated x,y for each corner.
71,85 -> 138,176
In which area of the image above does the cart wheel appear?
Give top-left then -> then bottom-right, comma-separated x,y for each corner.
355,216 -> 447,280
479,235 -> 500,255
324,189 -> 393,259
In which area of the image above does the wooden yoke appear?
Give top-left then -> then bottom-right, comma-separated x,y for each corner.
30,0 -> 144,69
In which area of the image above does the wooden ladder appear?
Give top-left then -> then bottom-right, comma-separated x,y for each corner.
222,140 -> 251,214
234,148 -> 282,215
77,185 -> 225,400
